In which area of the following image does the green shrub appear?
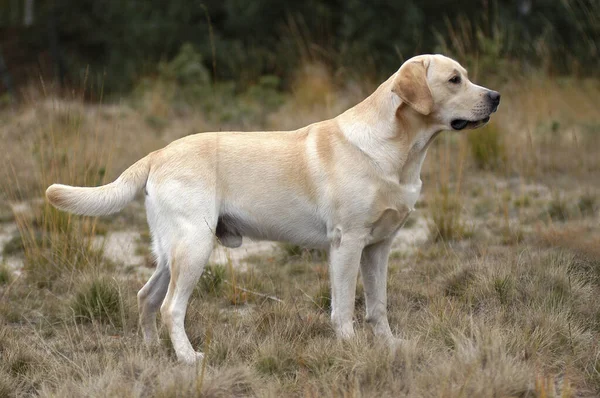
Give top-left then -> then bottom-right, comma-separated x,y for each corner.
0,203 -> 13,223
135,43 -> 285,126
71,278 -> 123,326
547,194 -> 570,222
158,43 -> 210,86
2,234 -> 25,256
467,123 -> 505,170
578,193 -> 597,217
0,265 -> 11,285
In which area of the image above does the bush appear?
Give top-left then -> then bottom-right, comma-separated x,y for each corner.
71,278 -> 123,326
0,264 -> 12,285
158,43 -> 210,86
135,43 -> 285,126
547,194 -> 570,222
578,193 -> 597,217
467,123 -> 505,170
444,267 -> 475,298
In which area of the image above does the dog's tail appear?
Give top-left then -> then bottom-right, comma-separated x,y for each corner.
46,155 -> 152,216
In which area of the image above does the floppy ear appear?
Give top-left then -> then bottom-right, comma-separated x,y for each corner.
392,60 -> 433,115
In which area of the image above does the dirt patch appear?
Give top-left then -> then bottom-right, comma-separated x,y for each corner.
0,222 -> 23,274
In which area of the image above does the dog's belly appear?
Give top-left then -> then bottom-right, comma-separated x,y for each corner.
216,208 -> 329,249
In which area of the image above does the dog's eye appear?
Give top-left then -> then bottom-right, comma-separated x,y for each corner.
449,76 -> 461,84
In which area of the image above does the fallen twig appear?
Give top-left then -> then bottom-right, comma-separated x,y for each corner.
223,280 -> 284,303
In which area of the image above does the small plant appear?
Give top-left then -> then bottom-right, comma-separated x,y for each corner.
467,123 -> 505,170
8,349 -> 35,376
279,243 -> 303,258
0,202 -> 13,223
158,42 -> 210,87
312,282 -> 331,312
255,343 -> 298,378
71,278 -> 123,326
429,187 -> 466,242
513,195 -> 531,208
18,206 -> 108,289
577,193 -> 596,217
444,267 -> 475,298
2,234 -> 25,256
547,194 -> 570,222
200,265 -> 226,296
0,264 -> 12,285
403,213 -> 417,228
493,275 -> 515,305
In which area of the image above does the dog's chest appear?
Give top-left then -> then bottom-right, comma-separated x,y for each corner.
396,180 -> 422,211
368,180 -> 422,243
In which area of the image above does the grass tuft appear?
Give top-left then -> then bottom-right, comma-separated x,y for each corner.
547,194 -> 571,222
493,275 -> 515,305
467,122 -> 505,170
200,265 -> 226,297
444,267 -> 475,298
312,282 -> 332,312
71,277 -> 123,326
429,187 -> 467,242
8,349 -> 35,376
0,373 -> 15,398
577,193 -> 597,217
255,341 -> 299,378
0,264 -> 11,285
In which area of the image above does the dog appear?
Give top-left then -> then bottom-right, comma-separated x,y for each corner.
46,54 -> 500,364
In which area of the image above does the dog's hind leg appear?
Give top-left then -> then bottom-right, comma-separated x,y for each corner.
137,196 -> 171,345
137,238 -> 170,346
160,222 -> 215,364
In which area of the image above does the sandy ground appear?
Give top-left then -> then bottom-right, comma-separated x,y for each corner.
0,222 -> 22,274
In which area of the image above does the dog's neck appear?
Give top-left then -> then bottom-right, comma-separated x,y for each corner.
338,78 -> 443,186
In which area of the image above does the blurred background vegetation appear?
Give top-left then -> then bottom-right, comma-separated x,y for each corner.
0,0 -> 598,98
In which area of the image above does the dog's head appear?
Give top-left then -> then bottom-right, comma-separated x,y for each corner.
392,54 -> 500,131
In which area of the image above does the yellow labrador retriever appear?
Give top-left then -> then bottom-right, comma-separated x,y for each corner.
46,54 -> 500,364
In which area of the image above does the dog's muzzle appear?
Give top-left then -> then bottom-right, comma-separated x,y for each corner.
451,90 -> 500,131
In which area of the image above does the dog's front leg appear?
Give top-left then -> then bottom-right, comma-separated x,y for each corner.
360,237 -> 395,342
328,230 -> 365,339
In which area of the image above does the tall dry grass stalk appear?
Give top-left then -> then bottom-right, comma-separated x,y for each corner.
2,82 -> 116,288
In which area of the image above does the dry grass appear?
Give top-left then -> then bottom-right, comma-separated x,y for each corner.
0,62 -> 599,397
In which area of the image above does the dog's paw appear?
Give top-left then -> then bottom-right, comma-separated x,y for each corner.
381,336 -> 410,352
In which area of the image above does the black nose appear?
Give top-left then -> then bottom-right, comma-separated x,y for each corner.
487,90 -> 501,110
